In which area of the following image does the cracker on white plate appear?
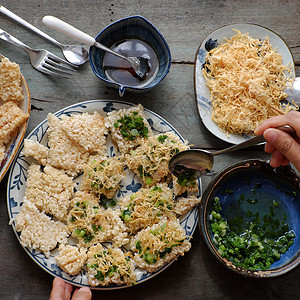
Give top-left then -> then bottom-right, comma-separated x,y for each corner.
25,164 -> 75,221
80,155 -> 126,198
130,218 -> 191,272
173,195 -> 201,216
0,101 -> 29,145
68,190 -> 129,248
105,104 -> 153,154
86,244 -> 136,287
14,200 -> 69,258
125,132 -> 189,186
0,57 -> 24,102
22,139 -> 49,165
47,113 -> 89,176
0,143 -> 5,163
56,244 -> 87,276
60,112 -> 108,155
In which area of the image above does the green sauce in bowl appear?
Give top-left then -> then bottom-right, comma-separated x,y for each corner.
210,195 -> 295,271
199,159 -> 300,277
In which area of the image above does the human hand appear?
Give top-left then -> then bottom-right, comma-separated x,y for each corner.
49,277 -> 92,300
254,110 -> 300,171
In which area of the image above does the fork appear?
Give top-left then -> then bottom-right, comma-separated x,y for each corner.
0,29 -> 77,78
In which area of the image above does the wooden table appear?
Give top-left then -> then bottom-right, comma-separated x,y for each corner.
0,1 -> 299,299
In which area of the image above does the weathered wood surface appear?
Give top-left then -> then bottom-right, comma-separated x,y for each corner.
0,0 -> 299,299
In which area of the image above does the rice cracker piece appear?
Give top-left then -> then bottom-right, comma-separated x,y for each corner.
130,218 -> 191,272
80,155 -> 126,198
105,104 -> 153,154
25,164 -> 75,221
173,195 -> 201,215
0,101 -> 29,145
60,112 -> 107,155
22,139 -> 49,165
0,57 -> 24,102
126,132 -> 189,186
87,244 -> 136,287
172,174 -> 199,197
119,183 -> 175,234
14,200 -> 69,258
47,113 -> 89,176
0,143 -> 5,163
56,244 -> 87,276
68,191 -> 129,248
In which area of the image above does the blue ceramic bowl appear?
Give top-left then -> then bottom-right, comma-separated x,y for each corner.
199,159 -> 300,277
89,16 -> 171,96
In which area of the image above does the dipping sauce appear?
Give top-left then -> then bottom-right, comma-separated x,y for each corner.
102,39 -> 159,87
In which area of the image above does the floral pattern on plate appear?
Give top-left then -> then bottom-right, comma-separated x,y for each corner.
7,99 -> 201,290
194,23 -> 295,144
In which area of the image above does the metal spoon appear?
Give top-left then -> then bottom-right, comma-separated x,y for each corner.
286,77 -> 300,103
169,125 -> 295,179
0,5 -> 88,66
42,16 -> 150,79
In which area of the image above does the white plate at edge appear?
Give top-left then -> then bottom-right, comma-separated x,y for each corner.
7,99 -> 201,290
0,54 -> 31,182
194,23 -> 296,144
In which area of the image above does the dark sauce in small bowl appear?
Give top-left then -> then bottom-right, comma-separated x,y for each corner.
102,38 -> 159,87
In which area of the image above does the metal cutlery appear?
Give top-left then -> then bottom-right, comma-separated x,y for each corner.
0,29 -> 77,78
169,125 -> 295,179
0,5 -> 88,66
43,15 -> 150,79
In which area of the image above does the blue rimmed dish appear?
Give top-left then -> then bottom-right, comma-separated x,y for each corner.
194,23 -> 296,145
7,99 -> 200,290
89,16 -> 171,96
0,54 -> 31,182
199,159 -> 300,277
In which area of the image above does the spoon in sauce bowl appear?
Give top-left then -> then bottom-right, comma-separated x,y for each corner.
169,125 -> 295,179
42,16 -> 150,79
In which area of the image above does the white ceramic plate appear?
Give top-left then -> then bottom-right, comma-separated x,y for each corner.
7,100 -> 201,290
194,23 -> 296,144
0,54 -> 31,182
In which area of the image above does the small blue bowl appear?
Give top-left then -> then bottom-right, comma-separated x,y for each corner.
199,159 -> 300,277
89,16 -> 171,97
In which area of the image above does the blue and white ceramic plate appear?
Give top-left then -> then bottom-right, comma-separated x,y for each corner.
194,24 -> 296,144
7,100 -> 201,290
0,54 -> 31,182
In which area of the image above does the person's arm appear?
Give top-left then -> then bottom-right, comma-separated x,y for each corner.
49,277 -> 92,300
254,110 -> 300,171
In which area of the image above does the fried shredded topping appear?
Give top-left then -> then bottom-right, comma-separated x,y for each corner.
202,29 -> 295,135
81,156 -> 125,198
87,244 -> 136,286
126,132 -> 189,185
133,219 -> 186,264
120,184 -> 175,233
